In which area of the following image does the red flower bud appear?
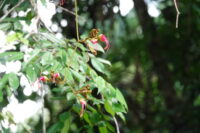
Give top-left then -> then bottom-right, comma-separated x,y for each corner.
98,34 -> 110,50
39,76 -> 48,82
79,99 -> 86,117
53,73 -> 60,79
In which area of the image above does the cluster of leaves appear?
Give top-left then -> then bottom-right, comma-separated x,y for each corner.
0,1 -> 127,132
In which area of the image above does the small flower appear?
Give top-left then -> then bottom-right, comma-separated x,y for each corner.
39,76 -> 48,82
91,39 -> 98,44
79,99 -> 87,117
98,34 -> 110,50
52,72 -> 61,83
53,73 -> 60,79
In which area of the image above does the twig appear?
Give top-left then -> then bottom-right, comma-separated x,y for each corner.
0,0 -> 25,22
173,0 -> 180,28
0,0 -> 6,10
57,5 -> 85,21
113,116 -> 120,133
75,0 -> 80,41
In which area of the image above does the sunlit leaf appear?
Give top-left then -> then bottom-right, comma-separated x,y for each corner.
8,73 -> 19,91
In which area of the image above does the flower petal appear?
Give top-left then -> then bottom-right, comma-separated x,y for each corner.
99,34 -> 110,50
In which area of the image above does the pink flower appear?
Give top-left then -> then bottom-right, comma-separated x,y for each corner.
39,76 -> 48,82
91,39 -> 98,44
53,73 -> 60,79
79,99 -> 87,117
99,34 -> 110,50
52,73 -> 60,83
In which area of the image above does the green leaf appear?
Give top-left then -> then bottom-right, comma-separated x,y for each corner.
0,90 -> 3,102
104,100 -> 115,116
91,58 -> 105,73
6,86 -> 12,97
61,113 -> 71,133
99,126 -> 108,133
70,69 -> 86,83
59,112 -> 70,122
66,48 -> 80,71
97,58 -> 111,66
0,74 -> 9,90
41,0 -> 47,6
40,52 -> 54,65
66,92 -> 76,101
47,122 -> 63,133
94,76 -> 106,94
63,68 -> 74,84
0,52 -> 24,62
8,73 -> 19,91
116,89 -> 128,110
0,23 -> 11,30
41,33 -> 65,45
87,41 -> 105,53
112,101 -> 126,113
25,65 -> 38,82
116,112 -> 126,122
22,49 -> 41,70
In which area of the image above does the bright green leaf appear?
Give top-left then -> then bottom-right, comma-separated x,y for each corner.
8,73 -> 19,91
104,100 -> 115,116
0,52 -> 24,62
91,58 -> 105,73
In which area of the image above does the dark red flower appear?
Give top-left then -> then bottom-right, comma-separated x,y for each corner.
98,34 -> 110,50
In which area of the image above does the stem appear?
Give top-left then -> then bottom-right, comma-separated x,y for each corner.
0,0 -> 25,22
67,0 -> 80,67
75,0 -> 80,41
113,117 -> 120,133
41,83 -> 46,133
173,0 -> 180,28
57,5 -> 85,21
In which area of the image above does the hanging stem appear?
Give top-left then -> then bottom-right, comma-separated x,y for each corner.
75,0 -> 80,41
173,0 -> 180,28
113,117 -> 120,133
67,0 -> 80,68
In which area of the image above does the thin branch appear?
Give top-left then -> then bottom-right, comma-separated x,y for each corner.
57,5 -> 85,21
0,0 -> 25,22
173,0 -> 180,28
113,117 -> 120,133
0,0 -> 6,10
75,0 -> 80,41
